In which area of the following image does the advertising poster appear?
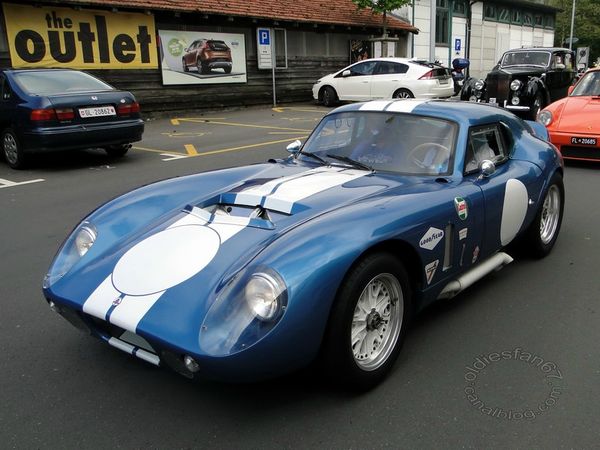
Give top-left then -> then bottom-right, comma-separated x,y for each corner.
159,30 -> 246,85
2,3 -> 158,69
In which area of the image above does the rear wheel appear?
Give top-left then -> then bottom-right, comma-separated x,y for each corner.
104,144 -> 131,158
182,59 -> 189,72
524,173 -> 564,258
224,66 -> 232,74
321,253 -> 411,390
321,86 -> 338,107
393,88 -> 414,99
2,128 -> 27,169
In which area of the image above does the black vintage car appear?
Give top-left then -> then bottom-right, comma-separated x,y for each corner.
461,47 -> 576,120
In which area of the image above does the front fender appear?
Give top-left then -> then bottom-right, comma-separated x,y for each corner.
526,78 -> 549,104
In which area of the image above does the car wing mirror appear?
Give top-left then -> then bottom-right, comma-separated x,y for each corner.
286,139 -> 302,154
479,160 -> 496,177
342,69 -> 351,77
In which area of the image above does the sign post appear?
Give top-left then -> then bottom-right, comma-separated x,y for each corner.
257,27 -> 276,106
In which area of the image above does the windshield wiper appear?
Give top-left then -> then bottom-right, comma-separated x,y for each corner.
299,151 -> 329,166
326,154 -> 374,172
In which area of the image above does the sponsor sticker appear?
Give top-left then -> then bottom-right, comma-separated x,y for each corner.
455,197 -> 468,220
472,245 -> 480,264
459,227 -> 468,240
419,227 -> 444,251
425,260 -> 439,285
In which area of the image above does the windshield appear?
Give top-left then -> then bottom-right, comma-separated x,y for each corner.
12,70 -> 114,95
571,71 -> 600,97
501,51 -> 550,68
300,111 -> 457,176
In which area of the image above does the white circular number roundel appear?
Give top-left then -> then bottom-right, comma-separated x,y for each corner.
112,225 -> 220,296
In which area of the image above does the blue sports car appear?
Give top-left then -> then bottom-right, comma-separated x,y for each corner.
43,100 -> 564,390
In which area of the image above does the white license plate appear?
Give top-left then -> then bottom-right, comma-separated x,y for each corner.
79,106 -> 116,118
571,136 -> 597,146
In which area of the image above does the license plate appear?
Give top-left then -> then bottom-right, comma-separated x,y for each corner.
79,106 -> 116,118
571,136 -> 597,146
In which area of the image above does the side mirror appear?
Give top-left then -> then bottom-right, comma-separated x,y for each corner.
286,140 -> 302,154
342,69 -> 351,77
479,160 -> 496,177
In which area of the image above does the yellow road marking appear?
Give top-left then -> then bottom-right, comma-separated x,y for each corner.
197,136 -> 307,156
171,117 -> 226,125
272,107 -> 325,113
174,118 -> 311,132
268,131 -> 310,135
184,144 -> 199,156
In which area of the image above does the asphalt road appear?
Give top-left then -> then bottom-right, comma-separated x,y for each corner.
1,104 -> 599,449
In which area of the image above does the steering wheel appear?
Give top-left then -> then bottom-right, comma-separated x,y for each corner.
407,143 -> 450,172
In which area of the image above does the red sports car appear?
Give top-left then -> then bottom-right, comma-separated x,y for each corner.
538,68 -> 600,161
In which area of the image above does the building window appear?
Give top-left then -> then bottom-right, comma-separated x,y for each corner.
484,4 -> 497,21
523,11 -> 533,27
534,14 -> 543,27
452,0 -> 467,17
544,14 -> 555,29
436,0 -> 449,45
512,9 -> 522,24
498,6 -> 511,23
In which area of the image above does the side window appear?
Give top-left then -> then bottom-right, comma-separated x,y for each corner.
350,61 -> 377,76
392,63 -> 408,74
464,124 -> 507,173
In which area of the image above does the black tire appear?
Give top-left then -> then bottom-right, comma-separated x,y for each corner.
321,86 -> 338,107
196,59 -> 203,73
104,144 -> 131,158
182,59 -> 189,72
224,66 -> 232,74
2,128 -> 27,169
393,88 -> 414,99
529,92 -> 544,120
523,172 -> 564,258
201,63 -> 210,74
321,253 -> 412,391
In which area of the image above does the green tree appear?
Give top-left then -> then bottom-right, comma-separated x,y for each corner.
352,0 -> 413,56
551,0 -> 600,66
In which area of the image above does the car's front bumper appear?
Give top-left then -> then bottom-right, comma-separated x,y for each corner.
548,130 -> 600,161
20,119 -> 144,153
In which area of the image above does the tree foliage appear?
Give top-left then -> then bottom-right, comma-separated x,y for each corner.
351,0 -> 413,36
551,0 -> 600,66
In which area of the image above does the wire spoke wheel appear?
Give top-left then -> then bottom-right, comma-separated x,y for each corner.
3,132 -> 18,166
351,273 -> 403,371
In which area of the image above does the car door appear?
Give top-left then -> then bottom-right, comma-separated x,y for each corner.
466,123 -> 541,259
334,60 -> 376,101
0,73 -> 14,128
545,51 -> 576,102
370,61 -> 408,99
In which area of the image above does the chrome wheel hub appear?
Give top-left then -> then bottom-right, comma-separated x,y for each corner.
540,185 -> 560,244
3,133 -> 17,165
351,273 -> 403,371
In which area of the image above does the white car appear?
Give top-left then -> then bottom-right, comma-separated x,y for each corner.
312,58 -> 454,106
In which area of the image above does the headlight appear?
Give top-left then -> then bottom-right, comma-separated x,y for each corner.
200,266 -> 288,356
511,96 -> 520,105
510,80 -> 522,91
474,79 -> 485,90
537,110 -> 553,126
245,273 -> 285,321
44,221 -> 97,288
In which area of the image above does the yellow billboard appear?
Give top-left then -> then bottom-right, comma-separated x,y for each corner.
2,3 -> 158,69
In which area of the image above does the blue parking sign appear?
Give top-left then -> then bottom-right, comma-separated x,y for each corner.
259,29 -> 270,45
454,38 -> 461,51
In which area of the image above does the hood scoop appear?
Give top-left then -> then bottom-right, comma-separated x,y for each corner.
183,203 -> 275,230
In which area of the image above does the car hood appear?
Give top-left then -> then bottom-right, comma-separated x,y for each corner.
555,96 -> 600,133
490,66 -> 546,78
46,162 -> 429,346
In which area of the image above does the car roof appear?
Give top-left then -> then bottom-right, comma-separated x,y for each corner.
503,47 -> 571,53
328,99 -> 524,128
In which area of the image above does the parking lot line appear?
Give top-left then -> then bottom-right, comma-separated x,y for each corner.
175,118 -> 312,133
184,144 -> 199,156
196,136 -> 308,156
170,117 -> 226,125
132,145 -> 184,156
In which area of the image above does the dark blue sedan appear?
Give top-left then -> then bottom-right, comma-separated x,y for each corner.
0,68 -> 144,169
43,100 -> 564,390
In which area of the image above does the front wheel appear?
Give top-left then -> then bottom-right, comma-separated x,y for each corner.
529,92 -> 544,120
321,86 -> 338,107
2,128 -> 27,169
524,173 -> 564,258
321,253 -> 411,390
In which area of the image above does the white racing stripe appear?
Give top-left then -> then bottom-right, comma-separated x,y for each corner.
234,167 -> 367,213
359,101 -> 394,111
386,99 -> 428,113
